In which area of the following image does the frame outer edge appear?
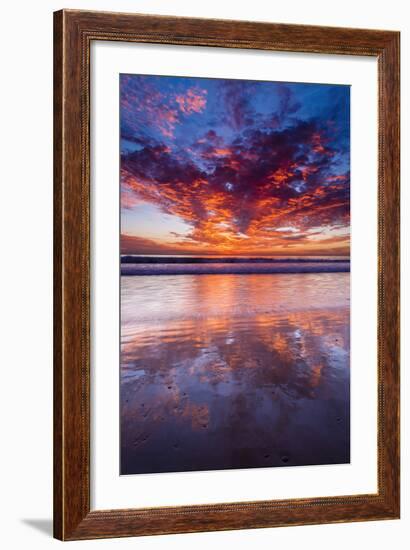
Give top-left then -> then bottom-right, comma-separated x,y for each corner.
53,9 -> 400,540
53,9 -> 64,541
54,9 -> 91,540
379,31 -> 400,517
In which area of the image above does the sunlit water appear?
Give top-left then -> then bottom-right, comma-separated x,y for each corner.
120,273 -> 350,475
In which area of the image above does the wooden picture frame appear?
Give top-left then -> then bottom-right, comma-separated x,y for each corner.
54,9 -> 400,540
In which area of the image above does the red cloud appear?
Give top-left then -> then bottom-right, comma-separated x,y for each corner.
175,88 -> 207,115
121,78 -> 207,139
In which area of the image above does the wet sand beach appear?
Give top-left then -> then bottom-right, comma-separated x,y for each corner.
120,270 -> 350,475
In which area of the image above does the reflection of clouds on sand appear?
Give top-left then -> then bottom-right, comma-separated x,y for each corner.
120,273 -> 350,474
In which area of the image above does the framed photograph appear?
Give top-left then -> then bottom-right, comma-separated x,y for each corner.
54,9 -> 400,540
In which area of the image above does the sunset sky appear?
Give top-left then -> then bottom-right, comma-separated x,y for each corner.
120,74 -> 350,257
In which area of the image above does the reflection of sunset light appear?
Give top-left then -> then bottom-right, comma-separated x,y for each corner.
120,272 -> 350,474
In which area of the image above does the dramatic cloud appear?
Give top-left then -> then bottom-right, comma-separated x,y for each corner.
176,88 -> 207,114
120,75 -> 350,256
